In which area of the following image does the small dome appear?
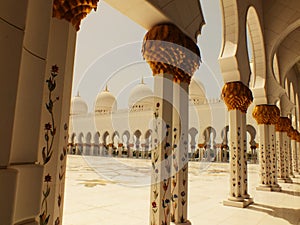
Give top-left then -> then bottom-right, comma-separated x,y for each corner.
70,93 -> 88,115
95,86 -> 117,114
128,79 -> 153,111
189,77 -> 206,105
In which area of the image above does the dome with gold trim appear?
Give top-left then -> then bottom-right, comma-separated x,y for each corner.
128,78 -> 153,111
95,86 -> 117,114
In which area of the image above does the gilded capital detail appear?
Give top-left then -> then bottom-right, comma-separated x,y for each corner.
297,132 -> 300,142
275,117 -> 291,132
288,128 -> 298,140
142,24 -> 201,84
221,81 -> 253,113
53,0 -> 99,31
252,104 -> 280,125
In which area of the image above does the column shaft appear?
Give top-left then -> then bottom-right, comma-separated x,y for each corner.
171,82 -> 190,225
291,139 -> 299,174
150,74 -> 173,225
38,18 -> 76,225
222,81 -> 253,208
269,125 -> 281,191
257,124 -> 271,189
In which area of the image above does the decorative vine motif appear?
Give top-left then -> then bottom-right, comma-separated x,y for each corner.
151,102 -> 172,225
40,65 -> 59,225
151,102 -> 160,225
42,65 -> 59,165
171,127 -> 178,222
55,123 -> 68,225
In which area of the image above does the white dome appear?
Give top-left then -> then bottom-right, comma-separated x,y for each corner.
70,94 -> 88,115
189,77 -> 206,105
95,87 -> 117,114
128,80 -> 153,110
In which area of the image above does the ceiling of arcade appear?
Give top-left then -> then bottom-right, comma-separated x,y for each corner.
262,0 -> 300,87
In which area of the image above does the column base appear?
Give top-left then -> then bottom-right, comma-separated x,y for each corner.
256,185 -> 272,191
278,178 -> 288,183
285,177 -> 293,183
271,185 -> 282,192
223,198 -> 253,208
171,220 -> 191,225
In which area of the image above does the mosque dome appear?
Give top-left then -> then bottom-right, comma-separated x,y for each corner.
128,78 -> 153,111
95,86 -> 117,114
70,92 -> 88,115
189,77 -> 206,105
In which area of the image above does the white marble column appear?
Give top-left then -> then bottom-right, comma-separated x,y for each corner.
269,125 -> 281,191
118,143 -> 123,157
297,139 -> 300,174
149,74 -> 174,225
275,117 -> 293,183
289,129 -> 299,175
222,81 -> 253,208
286,134 -> 295,178
252,104 -> 281,192
171,81 -> 190,225
37,18 -> 77,225
143,23 -> 200,225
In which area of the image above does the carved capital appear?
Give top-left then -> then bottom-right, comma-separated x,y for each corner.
288,128 -> 298,140
252,104 -> 280,125
53,0 -> 99,31
275,117 -> 291,132
142,24 -> 201,84
221,81 -> 253,113
297,132 -> 300,142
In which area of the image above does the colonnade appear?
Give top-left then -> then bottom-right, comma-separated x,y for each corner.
1,1 -> 300,225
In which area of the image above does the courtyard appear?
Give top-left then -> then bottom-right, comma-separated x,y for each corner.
63,155 -> 300,225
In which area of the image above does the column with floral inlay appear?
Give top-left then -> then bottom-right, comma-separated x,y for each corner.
275,117 -> 293,183
252,104 -> 281,191
142,23 -> 201,225
222,82 -> 253,208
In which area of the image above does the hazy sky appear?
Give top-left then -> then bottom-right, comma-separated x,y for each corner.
72,0 -> 223,110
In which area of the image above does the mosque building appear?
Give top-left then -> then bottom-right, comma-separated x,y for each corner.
68,77 -> 259,162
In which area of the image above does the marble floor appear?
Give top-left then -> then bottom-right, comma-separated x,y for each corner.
63,155 -> 300,225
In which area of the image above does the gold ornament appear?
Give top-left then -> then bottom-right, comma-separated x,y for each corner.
221,81 -> 253,113
288,128 -> 298,140
252,104 -> 280,125
275,117 -> 291,132
297,132 -> 300,142
53,0 -> 99,31
142,24 -> 201,84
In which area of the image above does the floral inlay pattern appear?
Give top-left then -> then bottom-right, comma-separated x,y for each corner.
40,65 -> 59,225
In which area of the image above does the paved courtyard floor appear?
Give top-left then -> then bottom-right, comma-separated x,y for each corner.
63,155 -> 300,225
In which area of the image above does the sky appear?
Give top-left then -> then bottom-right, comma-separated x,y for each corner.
72,0 -> 223,110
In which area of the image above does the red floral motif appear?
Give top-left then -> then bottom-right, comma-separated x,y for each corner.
152,201 -> 157,208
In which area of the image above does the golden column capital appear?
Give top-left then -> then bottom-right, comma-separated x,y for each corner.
221,81 -> 253,113
288,128 -> 298,140
252,104 -> 280,125
275,117 -> 291,132
53,0 -> 99,31
142,24 -> 201,84
297,132 -> 300,142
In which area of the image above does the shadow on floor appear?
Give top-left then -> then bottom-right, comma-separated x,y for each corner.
248,203 -> 300,225
281,189 -> 300,197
